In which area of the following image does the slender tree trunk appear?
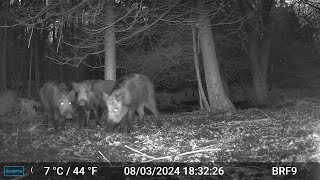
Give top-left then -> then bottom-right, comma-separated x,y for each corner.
48,28 -> 56,81
104,2 -> 116,81
59,65 -> 63,82
20,26 -> 26,94
191,26 -> 210,110
28,42 -> 33,98
0,19 -> 8,93
35,33 -> 40,91
198,13 -> 235,113
77,65 -> 80,81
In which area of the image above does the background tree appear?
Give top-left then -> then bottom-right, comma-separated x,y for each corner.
0,0 -> 9,93
1,0 -> 319,113
114,0 -> 238,112
196,1 -> 236,112
236,0 -> 274,106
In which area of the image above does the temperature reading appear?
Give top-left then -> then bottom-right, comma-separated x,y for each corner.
73,167 -> 85,175
88,167 -> 98,175
43,166 -> 98,176
56,167 -> 65,175
44,166 -> 68,176
44,167 -> 50,175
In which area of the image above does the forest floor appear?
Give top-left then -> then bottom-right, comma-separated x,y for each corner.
0,88 -> 319,179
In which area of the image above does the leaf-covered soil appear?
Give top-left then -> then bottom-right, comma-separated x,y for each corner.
0,89 -> 320,179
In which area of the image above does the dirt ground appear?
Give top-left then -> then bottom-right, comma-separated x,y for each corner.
0,89 -> 319,179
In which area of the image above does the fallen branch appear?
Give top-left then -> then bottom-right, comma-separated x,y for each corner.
232,118 -> 270,124
125,145 -> 156,159
142,156 -> 172,163
178,148 -> 220,157
125,145 -> 220,163
98,151 -> 111,165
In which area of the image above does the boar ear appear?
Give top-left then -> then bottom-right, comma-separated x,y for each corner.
102,92 -> 110,102
72,82 -> 78,90
68,90 -> 76,101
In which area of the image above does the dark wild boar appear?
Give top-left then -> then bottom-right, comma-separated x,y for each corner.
103,74 -> 161,133
72,80 -> 115,127
40,82 -> 75,131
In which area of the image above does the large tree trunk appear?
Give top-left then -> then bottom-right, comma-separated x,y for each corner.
191,26 -> 210,110
237,0 -> 274,106
7,26 -> 16,87
0,19 -> 8,93
198,14 -> 236,113
248,33 -> 272,105
104,2 -> 116,81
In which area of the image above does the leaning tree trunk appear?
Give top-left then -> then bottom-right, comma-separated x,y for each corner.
104,2 -> 116,81
191,26 -> 210,110
198,14 -> 235,113
248,33 -> 272,106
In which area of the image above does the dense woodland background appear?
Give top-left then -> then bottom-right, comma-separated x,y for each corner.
0,0 -> 320,111
1,2 -> 320,175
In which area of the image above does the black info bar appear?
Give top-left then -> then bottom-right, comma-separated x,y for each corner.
0,162 -> 319,179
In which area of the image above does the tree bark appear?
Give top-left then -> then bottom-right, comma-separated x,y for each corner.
248,34 -> 272,105
237,0 -> 274,106
34,31 -> 40,91
191,26 -> 210,110
19,26 -> 26,93
0,19 -> 8,93
198,13 -> 236,113
104,2 -> 116,81
28,40 -> 33,98
7,26 -> 15,86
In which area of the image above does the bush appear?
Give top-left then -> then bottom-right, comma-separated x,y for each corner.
0,90 -> 18,117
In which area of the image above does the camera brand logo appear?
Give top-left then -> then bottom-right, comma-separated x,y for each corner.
3,166 -> 24,177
